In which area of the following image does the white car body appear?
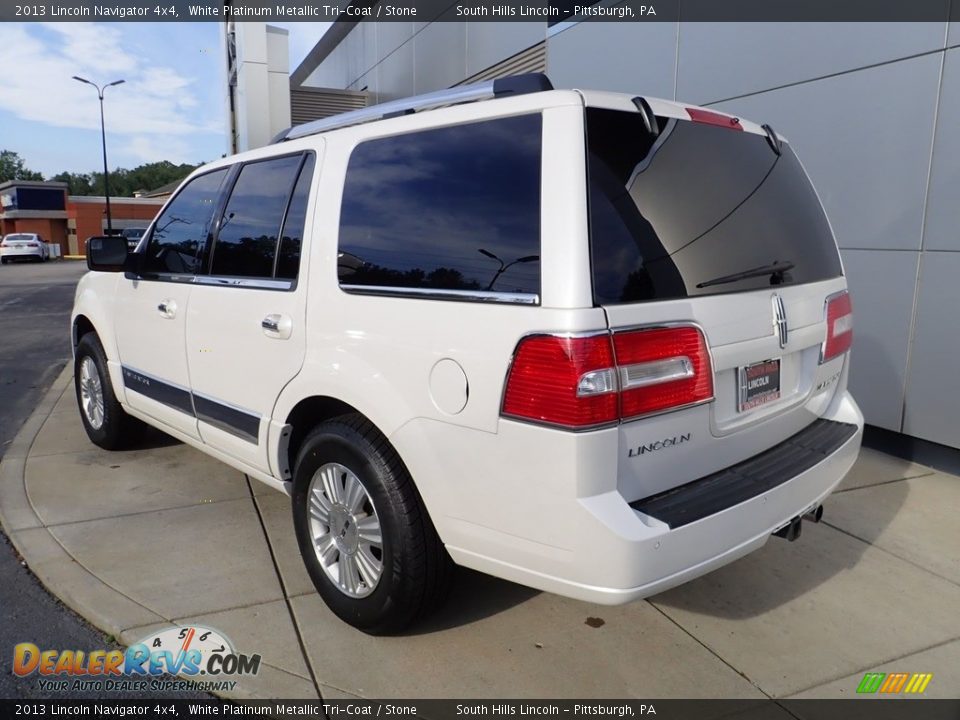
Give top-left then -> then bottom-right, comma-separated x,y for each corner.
1,233 -> 50,262
71,82 -> 862,614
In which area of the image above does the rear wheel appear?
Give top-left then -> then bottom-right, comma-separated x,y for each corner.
291,414 -> 452,634
74,333 -> 144,450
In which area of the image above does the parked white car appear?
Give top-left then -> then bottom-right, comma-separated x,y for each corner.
1,233 -> 50,263
71,75 -> 862,633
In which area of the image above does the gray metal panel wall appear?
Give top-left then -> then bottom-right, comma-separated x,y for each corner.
839,250 -> 920,431
922,48 -> 960,252
902,252 -> 960,447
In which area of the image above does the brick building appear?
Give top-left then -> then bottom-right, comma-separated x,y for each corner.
0,180 -> 165,256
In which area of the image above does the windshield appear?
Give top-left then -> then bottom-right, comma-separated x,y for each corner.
587,108 -> 843,305
5,234 -> 35,242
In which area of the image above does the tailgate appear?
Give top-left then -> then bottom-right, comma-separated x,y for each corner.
585,104 -> 851,501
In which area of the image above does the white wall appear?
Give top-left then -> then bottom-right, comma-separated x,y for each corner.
231,23 -> 292,151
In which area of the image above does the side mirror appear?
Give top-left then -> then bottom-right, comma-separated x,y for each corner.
86,236 -> 128,272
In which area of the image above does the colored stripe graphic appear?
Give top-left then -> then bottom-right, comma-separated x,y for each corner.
880,672 -> 909,693
904,673 -> 933,694
857,673 -> 885,693
858,671 -> 933,694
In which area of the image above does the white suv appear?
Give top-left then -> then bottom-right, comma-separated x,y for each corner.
71,74 -> 863,634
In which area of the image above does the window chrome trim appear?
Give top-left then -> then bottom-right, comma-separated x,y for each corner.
340,284 -> 539,305
193,276 -> 294,291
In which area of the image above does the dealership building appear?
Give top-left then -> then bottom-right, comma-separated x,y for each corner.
224,16 -> 960,457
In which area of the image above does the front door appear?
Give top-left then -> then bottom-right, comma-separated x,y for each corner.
113,168 -> 230,439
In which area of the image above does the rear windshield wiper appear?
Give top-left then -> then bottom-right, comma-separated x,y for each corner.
696,261 -> 795,289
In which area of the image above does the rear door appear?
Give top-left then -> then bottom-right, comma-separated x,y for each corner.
184,151 -> 317,474
585,106 -> 850,500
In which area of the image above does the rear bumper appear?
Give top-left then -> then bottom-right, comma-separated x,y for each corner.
1,247 -> 45,259
442,391 -> 863,604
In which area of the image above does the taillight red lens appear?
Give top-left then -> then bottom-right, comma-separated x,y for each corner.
614,327 -> 714,419
502,334 -> 618,428
821,290 -> 853,363
502,326 -> 714,430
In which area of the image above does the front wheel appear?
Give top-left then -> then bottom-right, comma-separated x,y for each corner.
291,414 -> 452,634
74,333 -> 144,450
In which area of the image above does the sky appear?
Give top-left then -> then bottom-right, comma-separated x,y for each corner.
0,22 -> 330,179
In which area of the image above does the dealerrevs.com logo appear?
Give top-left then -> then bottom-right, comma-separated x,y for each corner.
13,625 -> 261,693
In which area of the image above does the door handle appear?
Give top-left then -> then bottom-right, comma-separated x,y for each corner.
262,313 -> 292,339
157,299 -> 177,319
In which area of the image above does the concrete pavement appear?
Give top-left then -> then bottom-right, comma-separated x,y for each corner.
1,365 -> 958,701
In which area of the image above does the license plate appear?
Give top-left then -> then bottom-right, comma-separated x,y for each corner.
738,358 -> 781,412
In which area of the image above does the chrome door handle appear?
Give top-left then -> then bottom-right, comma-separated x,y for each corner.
261,313 -> 292,339
157,299 -> 177,319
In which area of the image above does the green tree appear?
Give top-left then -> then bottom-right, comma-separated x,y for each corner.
50,171 -> 94,196
0,150 -> 44,183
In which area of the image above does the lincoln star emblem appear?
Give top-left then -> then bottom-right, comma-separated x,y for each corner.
773,294 -> 788,348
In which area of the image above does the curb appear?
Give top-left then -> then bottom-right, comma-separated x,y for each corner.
0,365 -> 167,643
0,367 -> 307,700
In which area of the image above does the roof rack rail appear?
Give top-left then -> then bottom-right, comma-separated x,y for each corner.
274,73 -> 553,143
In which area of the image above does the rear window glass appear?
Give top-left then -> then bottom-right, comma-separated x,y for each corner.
337,114 -> 542,300
587,108 -> 843,305
6,234 -> 34,241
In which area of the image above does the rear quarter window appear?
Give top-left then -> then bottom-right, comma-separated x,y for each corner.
337,114 -> 542,302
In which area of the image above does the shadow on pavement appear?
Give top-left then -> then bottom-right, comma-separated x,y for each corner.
402,567 -> 540,635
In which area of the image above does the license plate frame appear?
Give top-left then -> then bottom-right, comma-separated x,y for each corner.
737,358 -> 781,412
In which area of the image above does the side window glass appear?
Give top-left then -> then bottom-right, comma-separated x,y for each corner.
337,114 -> 542,298
210,155 -> 303,279
143,169 -> 228,275
276,155 -> 315,280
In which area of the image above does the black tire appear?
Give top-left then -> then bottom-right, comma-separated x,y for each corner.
0,258 -> 6,265
74,333 -> 144,450
292,413 -> 452,634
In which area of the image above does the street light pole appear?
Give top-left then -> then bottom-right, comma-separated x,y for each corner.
73,76 -> 124,234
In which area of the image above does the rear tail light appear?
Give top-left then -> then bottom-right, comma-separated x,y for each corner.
502,326 -> 713,430
821,290 -> 853,363
501,334 -> 618,428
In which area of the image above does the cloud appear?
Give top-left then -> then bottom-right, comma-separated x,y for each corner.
0,23 -> 219,139
120,135 -> 193,166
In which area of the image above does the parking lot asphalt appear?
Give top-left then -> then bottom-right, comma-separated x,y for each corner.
1,352 -> 958,703
0,260 -> 205,700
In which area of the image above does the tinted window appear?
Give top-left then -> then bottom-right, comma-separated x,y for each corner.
143,169 -> 228,275
276,155 -> 315,280
338,114 -> 542,297
211,155 -> 304,278
587,109 -> 843,305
